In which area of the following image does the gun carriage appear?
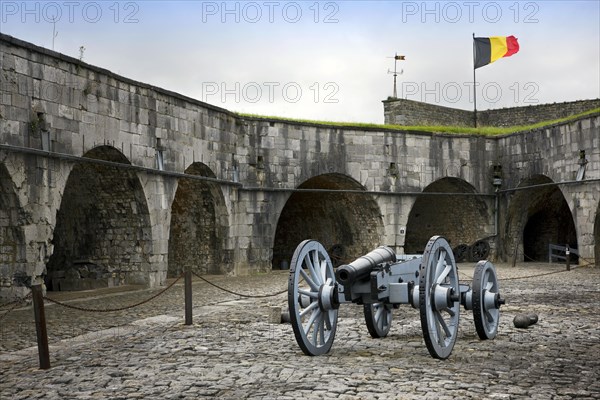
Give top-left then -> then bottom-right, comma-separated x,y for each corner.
287,235 -> 504,359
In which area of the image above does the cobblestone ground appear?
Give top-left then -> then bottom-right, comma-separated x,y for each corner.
1,263 -> 599,399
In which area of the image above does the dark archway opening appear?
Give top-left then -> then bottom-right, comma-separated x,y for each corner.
47,146 -> 152,291
0,163 -> 28,294
506,175 -> 577,263
272,174 -> 384,269
523,204 -> 577,262
405,178 -> 490,255
595,203 -> 600,267
168,163 -> 228,277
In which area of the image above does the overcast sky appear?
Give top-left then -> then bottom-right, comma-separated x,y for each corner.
1,1 -> 599,123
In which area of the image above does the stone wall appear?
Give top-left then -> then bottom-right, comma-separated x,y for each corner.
383,98 -> 600,127
383,98 -> 474,126
0,32 -> 598,300
479,99 -> 600,127
496,116 -> 600,262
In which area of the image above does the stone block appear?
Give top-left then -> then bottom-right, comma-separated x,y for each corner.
14,56 -> 29,75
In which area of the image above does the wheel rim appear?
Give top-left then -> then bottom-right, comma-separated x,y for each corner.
364,303 -> 393,338
288,240 -> 338,356
473,260 -> 500,340
419,236 -> 460,359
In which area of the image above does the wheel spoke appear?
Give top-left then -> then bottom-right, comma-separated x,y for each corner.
299,288 -> 318,299
443,306 -> 456,318
324,310 -> 333,330
319,317 -> 326,345
299,301 -> 318,318
434,314 -> 445,345
486,309 -> 498,324
435,250 -> 445,279
485,281 -> 493,291
303,308 -> 319,332
485,310 -> 493,324
320,259 -> 327,284
312,251 -> 323,285
312,312 -> 321,344
436,264 -> 452,284
299,268 -> 319,291
374,306 -> 383,324
435,311 -> 452,338
304,252 -> 322,285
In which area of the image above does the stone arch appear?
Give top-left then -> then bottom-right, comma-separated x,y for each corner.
272,173 -> 385,269
167,163 -> 230,277
594,200 -> 599,267
505,175 -> 577,263
46,146 -> 153,291
405,177 -> 490,254
0,163 -> 28,297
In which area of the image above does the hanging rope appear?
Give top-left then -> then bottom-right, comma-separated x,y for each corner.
0,292 -> 32,323
42,273 -> 184,313
191,270 -> 287,298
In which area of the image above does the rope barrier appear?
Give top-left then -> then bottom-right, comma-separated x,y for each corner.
456,251 -> 590,282
0,294 -> 30,310
1,249 -> 594,316
191,270 -> 288,298
42,273 -> 184,313
0,292 -> 32,323
498,265 -> 585,281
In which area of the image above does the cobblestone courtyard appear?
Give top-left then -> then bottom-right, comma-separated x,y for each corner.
1,262 -> 599,399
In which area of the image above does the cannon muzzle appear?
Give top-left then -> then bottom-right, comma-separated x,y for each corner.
336,246 -> 396,285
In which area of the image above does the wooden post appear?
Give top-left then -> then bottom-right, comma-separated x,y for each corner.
31,285 -> 50,369
184,270 -> 192,325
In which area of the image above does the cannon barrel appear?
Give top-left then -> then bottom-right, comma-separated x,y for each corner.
335,246 -> 396,285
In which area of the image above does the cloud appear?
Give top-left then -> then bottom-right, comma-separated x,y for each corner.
1,1 -> 598,123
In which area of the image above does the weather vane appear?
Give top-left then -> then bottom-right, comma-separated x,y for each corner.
387,53 -> 405,98
51,16 -> 58,50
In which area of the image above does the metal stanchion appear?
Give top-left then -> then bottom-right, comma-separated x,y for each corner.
185,270 -> 192,325
31,285 -> 50,369
566,245 -> 571,271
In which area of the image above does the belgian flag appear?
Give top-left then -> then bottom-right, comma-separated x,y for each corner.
474,36 -> 519,69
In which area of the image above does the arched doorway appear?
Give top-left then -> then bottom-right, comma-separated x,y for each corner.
405,177 -> 491,255
505,175 -> 577,262
272,173 -> 384,269
0,163 -> 28,295
168,163 -> 229,277
47,146 -> 153,290
594,201 -> 599,267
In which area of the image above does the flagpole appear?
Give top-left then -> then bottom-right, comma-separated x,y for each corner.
472,33 -> 477,127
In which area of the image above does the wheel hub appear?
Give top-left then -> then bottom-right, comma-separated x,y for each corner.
431,283 -> 456,311
318,282 -> 339,311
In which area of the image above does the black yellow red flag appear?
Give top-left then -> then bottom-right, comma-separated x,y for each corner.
473,36 -> 519,69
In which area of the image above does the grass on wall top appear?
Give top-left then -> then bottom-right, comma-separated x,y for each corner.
237,108 -> 600,136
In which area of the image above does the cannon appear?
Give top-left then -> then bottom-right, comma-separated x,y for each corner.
287,235 -> 504,359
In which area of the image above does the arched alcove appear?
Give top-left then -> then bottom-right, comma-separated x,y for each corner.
0,163 -> 28,293
47,146 -> 153,290
272,173 -> 384,269
168,163 -> 229,277
505,175 -> 577,263
405,177 -> 490,254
